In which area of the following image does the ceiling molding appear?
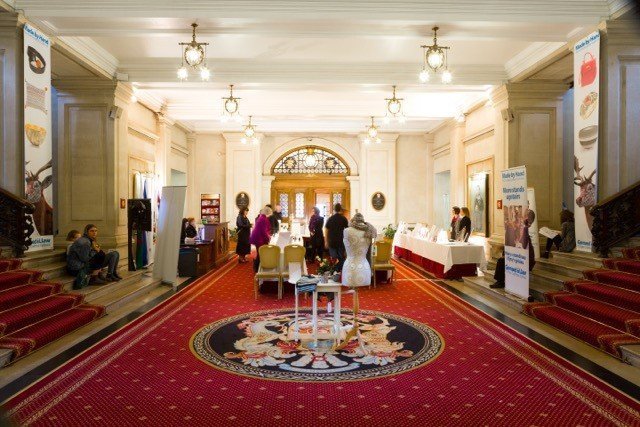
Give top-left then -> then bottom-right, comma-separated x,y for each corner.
120,59 -> 507,86
608,0 -> 635,18
14,0 -> 611,22
134,90 -> 164,113
505,42 -> 568,81
0,1 -> 15,12
56,35 -> 119,77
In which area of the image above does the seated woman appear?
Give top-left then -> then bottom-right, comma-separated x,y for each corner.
542,210 -> 576,258
66,229 -> 81,255
67,224 -> 122,288
185,217 -> 198,239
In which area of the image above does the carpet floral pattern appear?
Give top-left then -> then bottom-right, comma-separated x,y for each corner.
3,257 -> 640,426
191,308 -> 443,381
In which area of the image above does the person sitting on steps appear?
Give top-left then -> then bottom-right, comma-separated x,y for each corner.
67,224 -> 122,288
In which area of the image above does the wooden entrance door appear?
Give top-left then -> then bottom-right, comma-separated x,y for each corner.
271,176 -> 349,226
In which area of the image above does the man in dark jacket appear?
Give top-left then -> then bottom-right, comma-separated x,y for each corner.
324,203 -> 349,271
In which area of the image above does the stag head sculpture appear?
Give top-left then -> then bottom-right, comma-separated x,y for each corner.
574,156 -> 596,230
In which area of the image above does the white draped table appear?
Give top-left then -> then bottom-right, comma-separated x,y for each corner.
394,234 -> 486,279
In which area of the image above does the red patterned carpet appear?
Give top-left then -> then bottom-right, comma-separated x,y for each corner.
4,258 -> 640,426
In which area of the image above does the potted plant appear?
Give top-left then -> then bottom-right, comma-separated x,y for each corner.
228,228 -> 238,252
382,224 -> 397,242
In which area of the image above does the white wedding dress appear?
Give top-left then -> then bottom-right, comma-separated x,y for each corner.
342,227 -> 372,287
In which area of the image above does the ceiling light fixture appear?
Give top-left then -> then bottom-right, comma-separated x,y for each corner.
384,85 -> 406,124
240,115 -> 259,144
177,23 -> 211,81
364,116 -> 382,144
419,26 -> 452,84
220,84 -> 242,123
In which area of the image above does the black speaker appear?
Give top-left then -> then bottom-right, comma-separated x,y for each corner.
127,199 -> 152,231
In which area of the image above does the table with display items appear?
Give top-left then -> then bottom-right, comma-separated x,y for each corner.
393,233 -> 486,279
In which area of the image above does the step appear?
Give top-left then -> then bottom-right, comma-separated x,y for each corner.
90,273 -> 165,313
550,251 -> 603,269
529,280 -> 562,302
72,268 -> 149,302
565,280 -> 640,313
534,258 -> 585,279
38,261 -> 70,281
0,304 -> 105,365
529,268 -> 569,290
20,249 -> 67,269
603,259 -> 640,275
583,269 -> 640,293
0,281 -> 63,312
523,303 -> 640,359
462,274 -> 526,311
544,291 -> 640,337
0,270 -> 43,292
0,293 -> 84,337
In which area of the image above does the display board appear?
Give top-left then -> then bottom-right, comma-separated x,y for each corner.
153,186 -> 187,286
24,24 -> 53,251
573,31 -> 600,252
501,166 -> 529,299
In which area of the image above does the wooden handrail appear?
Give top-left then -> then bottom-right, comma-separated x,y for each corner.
0,186 -> 34,210
590,180 -> 640,257
0,186 -> 36,256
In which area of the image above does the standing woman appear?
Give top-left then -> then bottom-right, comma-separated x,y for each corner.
458,207 -> 472,242
309,207 -> 324,260
235,207 -> 252,263
250,206 -> 273,272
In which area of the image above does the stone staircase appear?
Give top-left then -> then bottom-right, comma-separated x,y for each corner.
0,248 -> 168,371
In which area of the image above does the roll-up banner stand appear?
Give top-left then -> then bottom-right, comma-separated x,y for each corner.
501,166 -> 529,299
24,24 -> 53,251
573,31 -> 600,252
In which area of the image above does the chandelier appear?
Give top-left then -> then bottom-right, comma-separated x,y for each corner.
220,84 -> 243,123
383,85 -> 406,124
364,116 -> 381,144
177,23 -> 211,81
240,115 -> 259,144
419,26 -> 452,84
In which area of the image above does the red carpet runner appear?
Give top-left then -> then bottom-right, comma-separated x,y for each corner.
4,258 -> 640,426
525,247 -> 640,358
0,259 -> 104,364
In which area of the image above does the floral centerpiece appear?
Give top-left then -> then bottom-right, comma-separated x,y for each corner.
382,223 -> 397,241
315,256 -> 338,283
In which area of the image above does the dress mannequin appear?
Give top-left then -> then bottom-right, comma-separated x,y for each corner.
342,227 -> 372,287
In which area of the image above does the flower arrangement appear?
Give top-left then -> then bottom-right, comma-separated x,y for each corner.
228,228 -> 238,242
316,256 -> 337,275
382,223 -> 397,240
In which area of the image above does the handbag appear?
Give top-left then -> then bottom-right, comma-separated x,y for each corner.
580,52 -> 597,87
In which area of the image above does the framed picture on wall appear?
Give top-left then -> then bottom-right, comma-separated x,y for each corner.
468,173 -> 489,237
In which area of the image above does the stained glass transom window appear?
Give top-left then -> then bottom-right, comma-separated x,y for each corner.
273,147 -> 348,175
295,193 -> 305,218
332,193 -> 343,207
279,193 -> 289,217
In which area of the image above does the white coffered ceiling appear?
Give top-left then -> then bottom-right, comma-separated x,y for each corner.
11,0 -> 633,133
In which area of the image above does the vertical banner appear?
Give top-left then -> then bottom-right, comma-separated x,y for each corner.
527,188 -> 540,260
23,24 -> 53,251
501,166 -> 529,299
153,186 -> 187,286
573,31 -> 600,252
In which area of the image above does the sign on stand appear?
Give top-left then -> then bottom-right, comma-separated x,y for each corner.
501,166 -> 529,299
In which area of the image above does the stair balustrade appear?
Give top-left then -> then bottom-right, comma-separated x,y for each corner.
591,180 -> 640,257
0,186 -> 35,257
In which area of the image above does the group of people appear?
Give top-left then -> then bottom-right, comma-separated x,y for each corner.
65,224 -> 122,288
235,202 -> 363,276
449,206 -> 471,242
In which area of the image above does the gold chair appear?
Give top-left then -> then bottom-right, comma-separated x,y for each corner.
282,244 -> 306,286
372,240 -> 395,288
254,245 -> 282,299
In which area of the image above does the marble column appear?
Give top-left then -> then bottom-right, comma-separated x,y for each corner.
156,106 -> 173,188
52,79 -> 133,252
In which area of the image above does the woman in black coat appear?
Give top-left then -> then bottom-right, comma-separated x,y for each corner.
235,207 -> 252,263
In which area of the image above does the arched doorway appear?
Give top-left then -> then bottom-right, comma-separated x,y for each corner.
270,146 -> 350,225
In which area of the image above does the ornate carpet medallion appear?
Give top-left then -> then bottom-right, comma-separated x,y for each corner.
190,308 -> 443,381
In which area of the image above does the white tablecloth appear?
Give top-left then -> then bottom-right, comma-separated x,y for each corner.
395,234 -> 486,273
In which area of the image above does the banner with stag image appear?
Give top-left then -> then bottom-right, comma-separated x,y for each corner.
24,24 -> 53,251
573,31 -> 600,252
501,166 -> 529,300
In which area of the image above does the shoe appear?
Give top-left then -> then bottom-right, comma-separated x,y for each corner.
106,274 -> 122,282
490,281 -> 505,289
90,276 -> 107,285
113,272 -> 123,280
541,251 -> 550,259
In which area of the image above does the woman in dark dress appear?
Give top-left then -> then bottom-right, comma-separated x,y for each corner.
458,207 -> 472,242
235,207 -> 251,263
308,207 -> 325,260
